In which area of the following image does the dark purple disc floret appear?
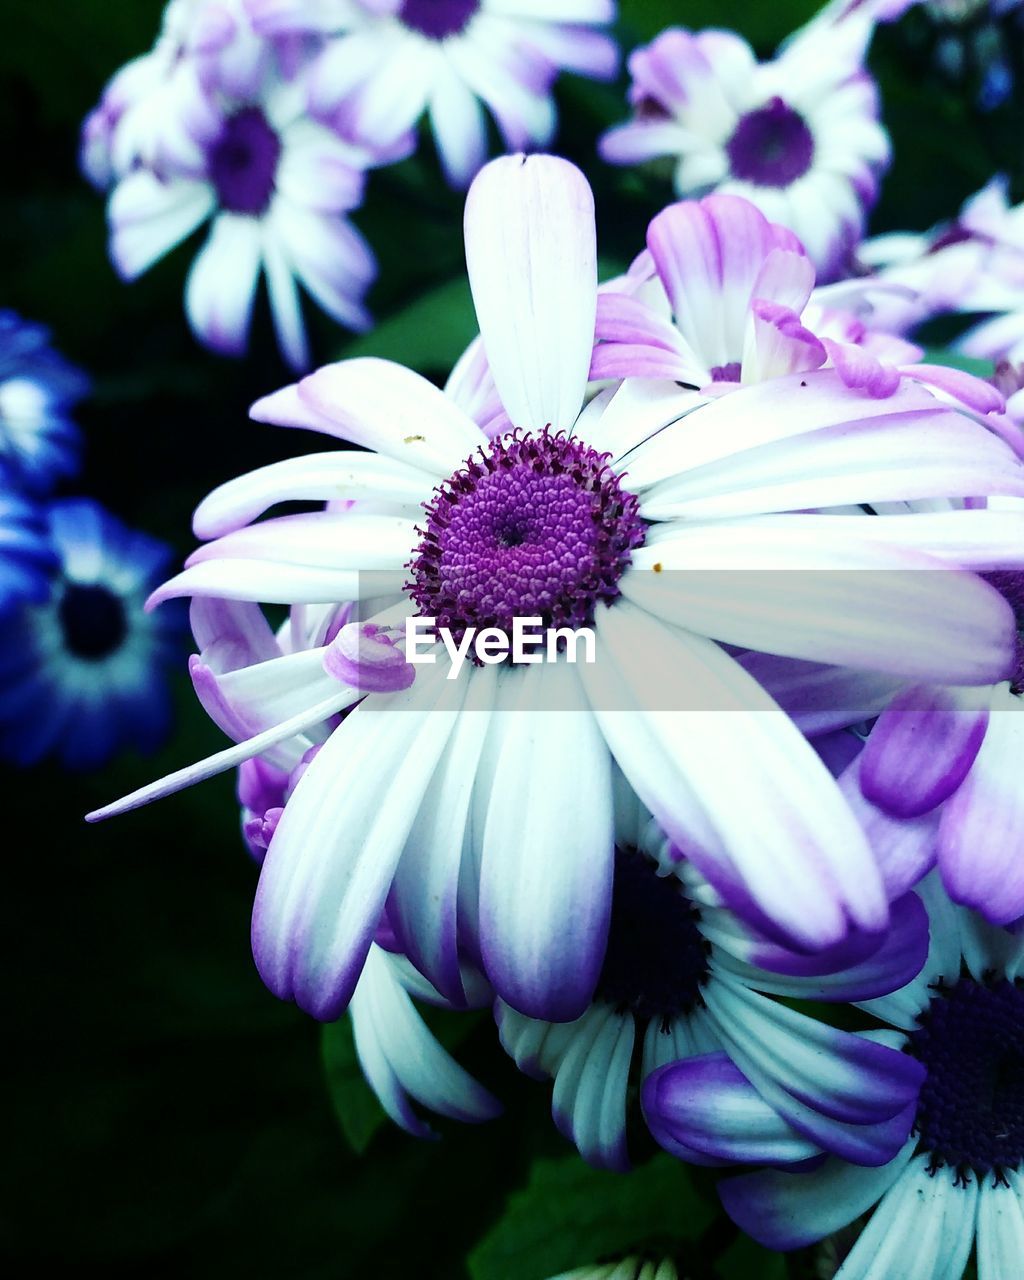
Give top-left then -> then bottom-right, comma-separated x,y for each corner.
726,97 -> 815,188
400,0 -> 479,40
208,107 -> 282,216
407,430 -> 646,642
908,977 -> 1024,1178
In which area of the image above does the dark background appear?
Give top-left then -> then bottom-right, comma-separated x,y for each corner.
3,1 -> 1018,1273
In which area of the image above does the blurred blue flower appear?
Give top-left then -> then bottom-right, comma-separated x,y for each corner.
0,474 -> 58,612
0,311 -> 86,493
0,498 -> 185,770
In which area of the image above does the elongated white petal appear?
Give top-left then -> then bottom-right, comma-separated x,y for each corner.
290,357 -> 486,475
85,686 -> 358,822
192,451 -> 433,538
389,663 -> 498,1005
185,214 -> 263,356
252,661 -> 470,1019
580,601 -> 886,951
480,662 -> 614,1021
464,154 -> 596,433
624,526 -> 1016,683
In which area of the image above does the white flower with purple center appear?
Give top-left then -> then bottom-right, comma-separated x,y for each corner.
80,0 -> 280,191
599,18 -> 889,280
108,67 -> 388,370
0,499 -> 184,770
0,312 -> 86,494
715,878 -> 1024,1280
0,478 -> 57,613
91,155 -> 1024,1028
249,0 -> 618,187
498,794 -> 929,1174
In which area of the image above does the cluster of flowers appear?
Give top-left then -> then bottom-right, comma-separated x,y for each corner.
74,0 -> 1024,1276
0,314 -> 181,769
80,0 -> 618,369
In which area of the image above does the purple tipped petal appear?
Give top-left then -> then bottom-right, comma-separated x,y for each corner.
859,685 -> 989,819
719,1140 -> 916,1251
643,1053 -> 823,1167
939,688 -> 1024,925
324,621 -> 415,693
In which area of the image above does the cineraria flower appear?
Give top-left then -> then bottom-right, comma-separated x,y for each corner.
498,792 -> 929,1172
0,499 -> 183,770
599,17 -> 889,279
548,1260 -> 678,1280
0,478 -> 57,613
248,0 -> 618,187
80,0 -> 291,191
0,311 -> 86,493
91,156 -> 1024,1028
717,878 -> 1024,1280
859,176 -> 1024,359
590,194 -> 1004,418
107,57 -> 390,370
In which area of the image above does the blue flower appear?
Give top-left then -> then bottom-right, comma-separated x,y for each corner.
0,498 -> 185,770
0,311 -> 87,493
0,475 -> 57,612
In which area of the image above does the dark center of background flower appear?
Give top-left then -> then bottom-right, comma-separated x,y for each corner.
400,0 -> 479,40
407,430 -> 645,645
59,582 -> 128,660
726,97 -> 815,188
983,570 -> 1024,691
908,977 -> 1024,1176
595,846 -> 710,1025
208,107 -> 281,216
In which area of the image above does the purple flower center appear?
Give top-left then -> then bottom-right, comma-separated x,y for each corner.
407,430 -> 645,645
208,107 -> 281,216
400,0 -> 479,40
59,582 -> 127,659
983,570 -> 1024,691
908,977 -> 1024,1176
710,362 -> 742,383
726,97 -> 815,189
595,846 -> 709,1026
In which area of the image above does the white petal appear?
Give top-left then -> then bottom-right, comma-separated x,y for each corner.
185,214 -> 263,356
464,154 -> 596,433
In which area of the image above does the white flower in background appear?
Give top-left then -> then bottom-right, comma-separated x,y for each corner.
600,16 -> 890,280
107,67 -> 393,369
248,0 -> 619,187
80,0 -> 279,190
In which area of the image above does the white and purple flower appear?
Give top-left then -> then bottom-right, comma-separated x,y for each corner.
498,792 -> 929,1172
714,878 -> 1024,1280
248,0 -> 618,187
0,499 -> 184,770
0,312 -> 86,494
107,71 -> 390,370
599,17 -> 889,279
90,156 -> 1024,1029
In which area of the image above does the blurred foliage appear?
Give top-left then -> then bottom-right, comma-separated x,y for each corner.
4,0 -> 1021,1275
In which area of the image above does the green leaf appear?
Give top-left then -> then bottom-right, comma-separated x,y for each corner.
618,0 -> 819,50
338,277 -> 478,375
921,349 -> 995,378
468,1153 -> 714,1280
320,1018 -> 387,1156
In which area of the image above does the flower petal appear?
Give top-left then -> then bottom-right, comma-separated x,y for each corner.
463,154 -> 596,433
